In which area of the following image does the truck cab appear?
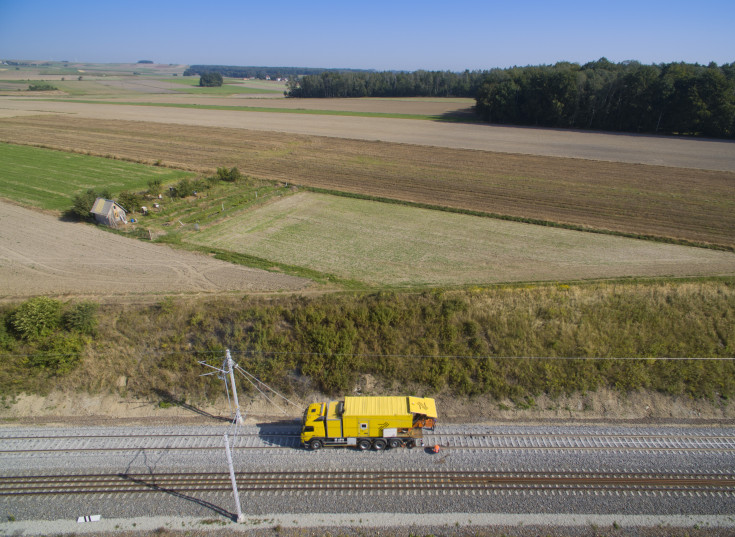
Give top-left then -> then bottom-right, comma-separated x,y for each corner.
301,402 -> 327,445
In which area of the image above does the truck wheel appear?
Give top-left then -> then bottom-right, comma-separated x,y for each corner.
405,439 -> 415,449
388,438 -> 403,449
357,439 -> 372,451
309,439 -> 323,450
373,439 -> 387,451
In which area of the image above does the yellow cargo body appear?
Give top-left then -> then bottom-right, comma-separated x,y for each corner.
300,395 -> 438,451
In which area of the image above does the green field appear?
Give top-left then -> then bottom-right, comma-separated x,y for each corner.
185,192 -> 735,287
165,77 -> 283,95
0,143 -> 193,211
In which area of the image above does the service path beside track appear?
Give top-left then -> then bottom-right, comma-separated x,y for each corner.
1,98 -> 734,172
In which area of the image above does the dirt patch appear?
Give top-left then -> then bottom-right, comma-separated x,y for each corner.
2,388 -> 732,428
0,200 -> 310,299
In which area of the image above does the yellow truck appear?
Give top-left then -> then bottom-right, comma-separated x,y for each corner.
300,396 -> 437,450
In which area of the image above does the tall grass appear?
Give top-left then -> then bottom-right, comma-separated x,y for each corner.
1,280 -> 732,403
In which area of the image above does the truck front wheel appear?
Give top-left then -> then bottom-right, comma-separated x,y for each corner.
309,439 -> 323,450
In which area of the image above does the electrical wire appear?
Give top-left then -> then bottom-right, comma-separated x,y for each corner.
6,349 -> 734,361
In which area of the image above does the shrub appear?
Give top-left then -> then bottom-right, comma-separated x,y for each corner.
116,191 -> 143,214
63,302 -> 98,336
29,333 -> 85,374
172,178 -> 196,198
11,297 -> 62,341
147,179 -> 162,196
215,166 -> 242,182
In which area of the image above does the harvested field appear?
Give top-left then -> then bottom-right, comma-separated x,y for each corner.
0,115 -> 733,248
0,200 -> 310,299
0,98 -> 734,170
73,95 -> 477,115
186,192 -> 735,286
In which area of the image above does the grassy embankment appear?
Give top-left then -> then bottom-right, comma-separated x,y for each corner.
1,283 -> 733,406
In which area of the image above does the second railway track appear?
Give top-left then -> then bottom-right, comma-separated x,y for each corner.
2,470 -> 735,497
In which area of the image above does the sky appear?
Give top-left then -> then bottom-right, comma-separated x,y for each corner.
0,0 -> 733,71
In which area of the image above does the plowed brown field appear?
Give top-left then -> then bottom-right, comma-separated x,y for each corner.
1,115 -> 733,248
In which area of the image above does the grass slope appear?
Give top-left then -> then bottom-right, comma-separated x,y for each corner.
1,282 -> 733,401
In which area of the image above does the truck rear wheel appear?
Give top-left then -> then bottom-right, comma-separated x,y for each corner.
388,438 -> 403,449
357,439 -> 372,451
373,439 -> 387,451
309,439 -> 323,450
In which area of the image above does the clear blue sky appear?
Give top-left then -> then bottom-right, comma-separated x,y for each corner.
1,0 -> 732,71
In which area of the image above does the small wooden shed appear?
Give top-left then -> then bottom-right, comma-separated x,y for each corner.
90,198 -> 127,227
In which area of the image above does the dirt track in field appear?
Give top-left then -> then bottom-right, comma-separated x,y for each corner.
1,97 -> 734,171
0,200 -> 310,299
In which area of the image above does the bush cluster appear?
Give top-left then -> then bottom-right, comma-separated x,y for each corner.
1,298 -> 97,379
139,282 -> 735,402
28,83 -> 57,91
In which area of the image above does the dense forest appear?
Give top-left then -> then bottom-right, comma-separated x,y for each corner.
283,59 -> 735,138
284,69 -> 488,98
475,59 -> 735,137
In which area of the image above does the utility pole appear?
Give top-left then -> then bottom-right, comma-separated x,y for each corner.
223,432 -> 245,523
225,349 -> 244,425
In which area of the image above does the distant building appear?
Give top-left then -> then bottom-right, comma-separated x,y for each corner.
90,198 -> 127,227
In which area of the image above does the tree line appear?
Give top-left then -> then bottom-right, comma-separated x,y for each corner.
475,59 -> 735,138
184,64 -> 367,80
283,59 -> 735,138
285,69 -> 488,98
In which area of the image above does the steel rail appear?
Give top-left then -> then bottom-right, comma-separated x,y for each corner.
3,432 -> 734,440
3,432 -> 735,455
2,470 -> 734,496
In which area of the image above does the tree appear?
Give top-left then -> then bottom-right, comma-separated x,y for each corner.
199,71 -> 223,87
69,188 -> 111,220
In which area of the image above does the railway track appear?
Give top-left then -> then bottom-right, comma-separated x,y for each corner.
2,470 -> 734,497
2,430 -> 735,453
